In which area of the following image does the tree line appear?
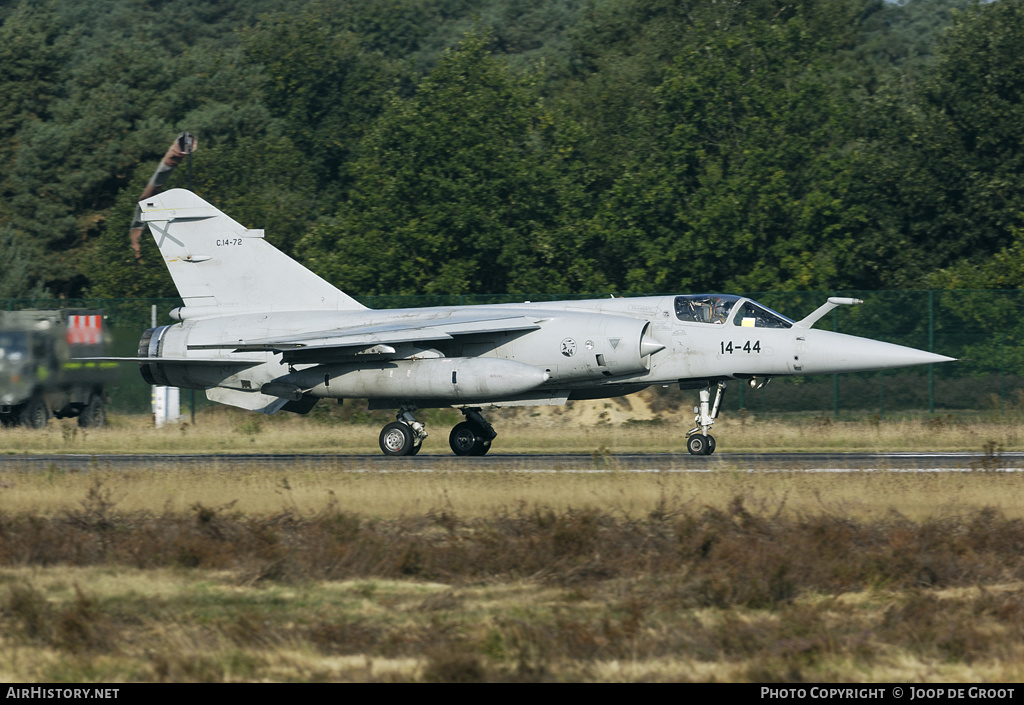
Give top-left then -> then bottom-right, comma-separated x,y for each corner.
1,0 -> 1022,301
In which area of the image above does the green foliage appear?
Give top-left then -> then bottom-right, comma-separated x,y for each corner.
871,0 -> 1024,286
575,7 -> 879,292
0,2 -> 68,141
298,33 -> 602,295
0,224 -> 47,299
0,0 -> 1020,299
242,5 -> 396,198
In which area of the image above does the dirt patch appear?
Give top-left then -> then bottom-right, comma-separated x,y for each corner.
501,388 -> 666,428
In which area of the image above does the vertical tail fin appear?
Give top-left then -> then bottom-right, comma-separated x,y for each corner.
140,189 -> 367,318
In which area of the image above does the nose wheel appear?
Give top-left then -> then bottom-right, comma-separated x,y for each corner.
686,433 -> 716,456
685,381 -> 726,455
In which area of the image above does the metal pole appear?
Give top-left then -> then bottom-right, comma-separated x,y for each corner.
833,308 -> 839,417
879,371 -> 885,419
183,140 -> 197,430
1001,333 -> 1006,415
928,290 -> 935,414
151,304 -> 157,426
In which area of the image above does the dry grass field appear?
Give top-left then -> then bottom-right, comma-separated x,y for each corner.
3,456 -> 1024,521
1,399 -> 1023,682
3,388 -> 1024,456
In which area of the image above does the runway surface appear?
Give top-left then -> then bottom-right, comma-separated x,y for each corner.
0,451 -> 1021,472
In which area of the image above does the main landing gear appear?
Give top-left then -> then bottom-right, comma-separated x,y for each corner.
378,405 -> 428,456
686,381 -> 726,455
449,408 -> 496,457
377,405 -> 497,457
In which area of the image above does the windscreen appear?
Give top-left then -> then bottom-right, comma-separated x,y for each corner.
0,332 -> 28,361
733,300 -> 794,329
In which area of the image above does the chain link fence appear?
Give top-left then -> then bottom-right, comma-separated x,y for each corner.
5,290 -> 1014,418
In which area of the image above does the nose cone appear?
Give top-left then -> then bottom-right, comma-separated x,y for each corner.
822,332 -> 955,374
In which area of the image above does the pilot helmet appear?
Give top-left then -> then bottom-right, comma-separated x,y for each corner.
713,297 -> 729,320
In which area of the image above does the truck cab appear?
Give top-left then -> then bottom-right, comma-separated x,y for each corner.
0,310 -> 114,428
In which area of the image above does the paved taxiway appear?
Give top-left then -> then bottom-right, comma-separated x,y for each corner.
0,452 -> 1020,472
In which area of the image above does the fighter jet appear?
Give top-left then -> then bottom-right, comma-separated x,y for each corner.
113,188 -> 954,456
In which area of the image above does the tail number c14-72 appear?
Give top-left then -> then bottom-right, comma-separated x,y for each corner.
721,340 -> 761,354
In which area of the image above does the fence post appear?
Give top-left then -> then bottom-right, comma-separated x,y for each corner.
1001,333 -> 1006,414
928,290 -> 935,414
832,308 -> 839,417
879,371 -> 885,418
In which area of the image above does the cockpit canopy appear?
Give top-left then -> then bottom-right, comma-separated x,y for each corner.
673,295 -> 793,329
674,294 -> 738,324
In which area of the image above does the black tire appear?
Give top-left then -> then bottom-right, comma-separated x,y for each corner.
687,434 -> 708,456
409,439 -> 423,455
78,395 -> 106,428
379,421 -> 415,456
19,397 -> 49,429
705,434 -> 716,455
450,421 -> 484,456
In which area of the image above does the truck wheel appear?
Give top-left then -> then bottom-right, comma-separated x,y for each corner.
78,396 -> 106,428
19,397 -> 49,429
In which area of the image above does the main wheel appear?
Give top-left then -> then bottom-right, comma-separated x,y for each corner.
687,433 -> 709,456
379,421 -> 415,456
78,395 -> 106,428
705,434 -> 716,455
19,397 -> 49,429
450,421 -> 485,456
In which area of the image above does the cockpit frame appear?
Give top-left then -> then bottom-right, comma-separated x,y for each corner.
673,294 -> 793,329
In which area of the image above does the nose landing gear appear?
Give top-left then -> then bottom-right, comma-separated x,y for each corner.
686,381 -> 726,455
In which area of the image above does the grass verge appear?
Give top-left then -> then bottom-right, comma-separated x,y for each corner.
2,485 -> 1024,681
2,401 -> 1024,455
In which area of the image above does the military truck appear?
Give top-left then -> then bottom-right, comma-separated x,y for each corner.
0,310 -> 116,428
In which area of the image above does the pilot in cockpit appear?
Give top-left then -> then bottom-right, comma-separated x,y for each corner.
674,294 -> 738,324
711,297 -> 729,324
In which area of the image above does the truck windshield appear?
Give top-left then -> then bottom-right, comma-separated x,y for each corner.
674,295 -> 741,324
0,332 -> 28,360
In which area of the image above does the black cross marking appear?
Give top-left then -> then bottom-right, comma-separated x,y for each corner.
149,221 -> 185,249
